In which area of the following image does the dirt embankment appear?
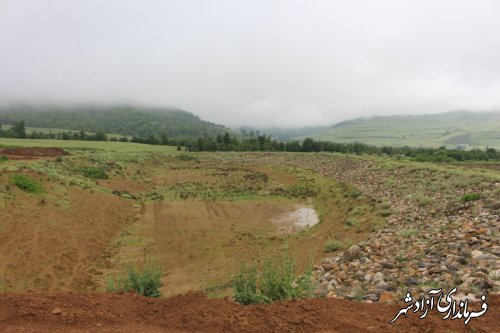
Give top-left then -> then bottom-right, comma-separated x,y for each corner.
0,292 -> 498,333
0,147 -> 70,159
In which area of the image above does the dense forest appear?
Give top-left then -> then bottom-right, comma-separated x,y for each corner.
0,104 -> 234,141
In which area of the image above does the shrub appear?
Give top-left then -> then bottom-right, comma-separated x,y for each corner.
233,263 -> 269,305
81,166 -> 108,179
107,256 -> 162,298
233,252 -> 315,305
324,239 -> 344,252
379,209 -> 392,217
461,192 -> 480,202
399,228 -> 417,238
284,184 -> 317,198
345,187 -> 362,199
413,192 -> 434,207
176,153 -> 197,161
351,205 -> 367,215
0,155 -> 7,163
345,218 -> 360,227
10,174 -> 43,193
123,263 -> 162,297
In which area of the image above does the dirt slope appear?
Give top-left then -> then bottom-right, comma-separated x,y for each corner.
0,147 -> 70,159
0,184 -> 134,291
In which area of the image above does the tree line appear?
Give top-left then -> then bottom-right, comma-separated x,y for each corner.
181,132 -> 500,162
0,121 -> 112,141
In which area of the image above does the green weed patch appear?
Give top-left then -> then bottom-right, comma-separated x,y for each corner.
461,192 -> 481,202
81,166 -> 108,179
233,251 -> 315,305
10,174 -> 44,193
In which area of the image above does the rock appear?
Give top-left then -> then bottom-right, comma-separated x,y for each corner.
488,201 -> 500,210
344,245 -> 361,260
322,263 -> 335,272
349,261 -> 361,269
52,308 -> 62,315
404,277 -> 419,287
490,269 -> 500,280
380,259 -> 394,269
379,291 -> 397,303
468,237 -> 480,245
471,250 -> 484,259
429,266 -> 443,275
364,293 -> 378,302
376,280 -> 390,292
372,272 -> 384,282
315,286 -> 329,298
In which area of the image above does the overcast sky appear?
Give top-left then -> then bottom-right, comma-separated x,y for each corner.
1,0 -> 499,127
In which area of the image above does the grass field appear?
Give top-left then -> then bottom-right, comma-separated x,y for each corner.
0,138 -> 177,152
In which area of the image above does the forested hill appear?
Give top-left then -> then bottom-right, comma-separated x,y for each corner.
0,104 -> 235,140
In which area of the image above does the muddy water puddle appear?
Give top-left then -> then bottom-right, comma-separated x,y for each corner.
272,205 -> 319,233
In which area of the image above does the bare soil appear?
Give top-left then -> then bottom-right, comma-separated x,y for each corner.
0,292 -> 498,333
0,179 -> 134,291
147,200 -> 296,296
0,147 -> 70,159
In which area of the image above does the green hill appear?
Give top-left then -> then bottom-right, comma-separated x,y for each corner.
293,111 -> 500,149
0,104 -> 235,141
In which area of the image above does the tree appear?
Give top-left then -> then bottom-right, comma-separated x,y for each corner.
12,120 -> 27,139
95,132 -> 108,141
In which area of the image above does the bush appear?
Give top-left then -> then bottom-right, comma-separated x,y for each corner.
233,263 -> 269,305
107,256 -> 162,298
233,252 -> 315,305
176,153 -> 197,161
399,228 -> 417,238
324,239 -> 344,252
351,205 -> 367,215
81,166 -> 108,179
413,192 -> 434,207
10,174 -> 43,193
345,187 -> 361,199
461,192 -> 480,202
0,155 -> 8,163
284,184 -> 317,198
345,218 -> 360,227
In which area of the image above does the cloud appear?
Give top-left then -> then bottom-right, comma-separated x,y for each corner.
1,0 -> 499,127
